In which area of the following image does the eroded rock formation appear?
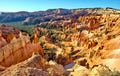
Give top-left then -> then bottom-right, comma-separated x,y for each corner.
1,8 -> 120,76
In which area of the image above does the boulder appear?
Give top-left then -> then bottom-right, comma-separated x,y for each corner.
48,60 -> 65,76
69,64 -> 90,76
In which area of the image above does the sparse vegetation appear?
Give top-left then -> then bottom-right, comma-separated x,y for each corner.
3,22 -> 34,35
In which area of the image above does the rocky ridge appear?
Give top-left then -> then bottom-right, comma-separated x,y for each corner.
0,8 -> 120,25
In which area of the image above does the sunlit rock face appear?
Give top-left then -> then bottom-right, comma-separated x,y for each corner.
0,35 -> 43,67
0,54 -> 49,76
96,36 -> 120,71
104,36 -> 120,51
101,58 -> 120,71
0,53 -> 66,76
0,25 -> 43,67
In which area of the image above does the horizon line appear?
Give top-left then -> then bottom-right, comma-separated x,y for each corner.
0,7 -> 120,13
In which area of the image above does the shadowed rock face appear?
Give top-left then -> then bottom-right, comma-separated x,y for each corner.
0,36 -> 7,56
0,37 -> 7,48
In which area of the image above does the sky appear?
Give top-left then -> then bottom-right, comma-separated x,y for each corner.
0,0 -> 120,12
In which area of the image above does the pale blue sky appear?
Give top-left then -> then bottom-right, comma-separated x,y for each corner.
0,0 -> 120,12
